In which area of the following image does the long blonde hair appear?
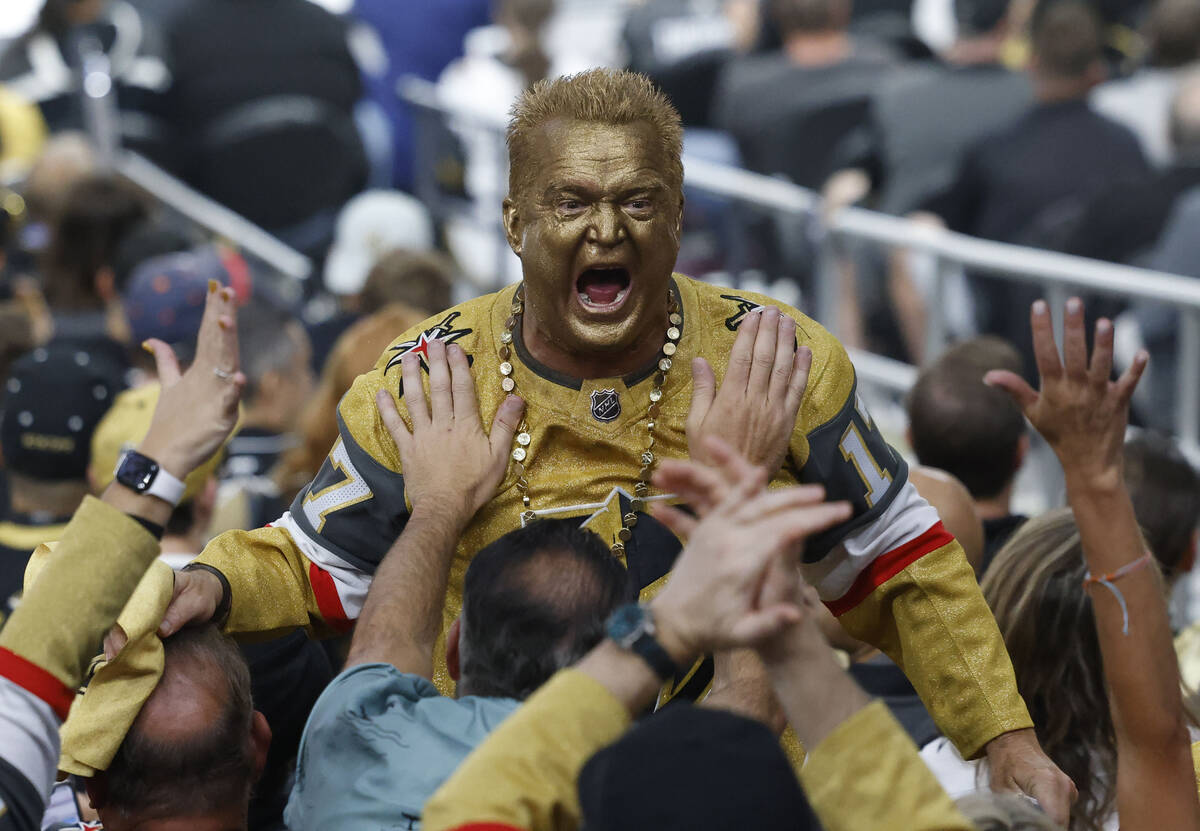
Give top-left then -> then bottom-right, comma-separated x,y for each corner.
981,508 -> 1116,831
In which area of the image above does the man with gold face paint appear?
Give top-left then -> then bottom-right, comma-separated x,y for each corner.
172,69 -> 1074,819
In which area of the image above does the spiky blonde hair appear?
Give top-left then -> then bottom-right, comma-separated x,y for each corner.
506,68 -> 684,200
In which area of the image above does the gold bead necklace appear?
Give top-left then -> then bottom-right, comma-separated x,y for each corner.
498,285 -> 682,555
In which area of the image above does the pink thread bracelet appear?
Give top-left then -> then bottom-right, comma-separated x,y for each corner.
1082,553 -> 1154,635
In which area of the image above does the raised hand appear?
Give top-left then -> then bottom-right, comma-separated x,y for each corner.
687,306 -> 811,475
984,298 -> 1147,491
137,281 -> 243,640
649,448 -> 851,660
139,281 -> 245,479
376,340 -> 525,519
654,434 -> 781,517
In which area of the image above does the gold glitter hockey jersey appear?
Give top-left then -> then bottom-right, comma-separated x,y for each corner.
197,274 -> 1031,758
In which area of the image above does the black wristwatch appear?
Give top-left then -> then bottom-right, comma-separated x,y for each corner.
605,603 -> 680,682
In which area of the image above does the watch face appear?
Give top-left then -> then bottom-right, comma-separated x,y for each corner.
116,450 -> 159,492
607,604 -> 645,644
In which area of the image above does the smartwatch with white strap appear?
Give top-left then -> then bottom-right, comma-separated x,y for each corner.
114,449 -> 186,507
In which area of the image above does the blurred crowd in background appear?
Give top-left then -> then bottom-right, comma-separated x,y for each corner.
3,0 -> 1200,410
1,0 -> 1200,828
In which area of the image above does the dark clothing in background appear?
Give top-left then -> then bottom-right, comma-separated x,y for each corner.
163,0 -> 365,252
856,62 -> 1032,216
1060,163 -> 1200,265
979,513 -> 1029,576
623,0 -> 737,127
0,511 -> 72,629
924,99 -> 1149,374
713,44 -> 895,187
219,426 -> 294,532
244,629 -> 335,831
835,61 -> 1030,358
847,652 -> 940,747
0,1 -> 173,163
926,99 -> 1149,244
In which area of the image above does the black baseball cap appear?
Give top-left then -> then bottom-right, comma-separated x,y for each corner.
578,704 -> 821,830
1,340 -> 128,480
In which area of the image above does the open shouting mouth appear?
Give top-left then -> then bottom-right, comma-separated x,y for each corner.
575,266 -> 632,314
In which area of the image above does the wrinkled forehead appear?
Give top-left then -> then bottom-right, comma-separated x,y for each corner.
512,118 -> 680,201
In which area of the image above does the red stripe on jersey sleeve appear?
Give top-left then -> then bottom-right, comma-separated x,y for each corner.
0,646 -> 75,721
308,562 -> 354,634
825,521 -> 955,617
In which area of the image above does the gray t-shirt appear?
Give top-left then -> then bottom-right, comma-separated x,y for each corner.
285,663 -> 520,831
869,62 -> 1032,215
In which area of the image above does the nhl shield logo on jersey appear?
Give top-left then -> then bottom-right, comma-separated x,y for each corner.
590,388 -> 621,422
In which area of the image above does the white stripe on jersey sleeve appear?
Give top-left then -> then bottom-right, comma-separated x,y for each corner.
801,480 -> 942,602
275,510 -> 372,619
0,676 -> 60,805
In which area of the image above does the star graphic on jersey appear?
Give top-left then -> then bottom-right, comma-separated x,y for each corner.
403,331 -> 437,362
384,311 -> 474,374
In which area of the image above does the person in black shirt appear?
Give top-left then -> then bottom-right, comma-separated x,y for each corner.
925,0 -> 1149,370
843,0 -> 1032,216
0,342 -> 127,627
1062,74 -> 1200,265
906,337 -> 1029,575
712,0 -> 897,188
160,0 -> 366,256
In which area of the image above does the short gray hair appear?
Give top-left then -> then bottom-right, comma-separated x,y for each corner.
956,793 -> 1064,830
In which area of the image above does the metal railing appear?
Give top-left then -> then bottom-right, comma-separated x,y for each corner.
76,36 -> 314,283
115,151 -> 314,282
400,76 -> 1200,453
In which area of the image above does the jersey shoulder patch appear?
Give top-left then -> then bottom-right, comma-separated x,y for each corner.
372,290 -> 508,375
678,275 -> 853,431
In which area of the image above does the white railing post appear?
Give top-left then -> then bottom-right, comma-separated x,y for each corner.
815,227 -> 841,335
923,256 -> 950,362
1178,309 -> 1200,450
115,152 -> 312,282
77,36 -> 120,168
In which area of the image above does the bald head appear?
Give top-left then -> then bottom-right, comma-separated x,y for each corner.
98,626 -> 262,829
1171,73 -> 1200,155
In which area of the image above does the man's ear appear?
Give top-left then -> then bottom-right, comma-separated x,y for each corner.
250,710 -> 272,782
94,266 -> 117,303
446,616 -> 462,681
1014,433 -> 1031,472
1182,529 -> 1199,575
502,197 -> 523,257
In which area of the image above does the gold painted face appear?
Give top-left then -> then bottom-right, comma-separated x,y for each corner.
503,119 -> 684,360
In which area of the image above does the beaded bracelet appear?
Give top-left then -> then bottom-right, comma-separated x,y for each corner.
1082,552 -> 1154,636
